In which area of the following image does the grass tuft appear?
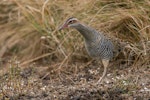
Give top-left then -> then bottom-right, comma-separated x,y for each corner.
0,0 -> 149,72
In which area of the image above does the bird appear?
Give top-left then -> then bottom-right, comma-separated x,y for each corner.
58,17 -> 114,84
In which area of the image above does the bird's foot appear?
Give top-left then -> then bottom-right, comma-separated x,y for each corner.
96,78 -> 103,85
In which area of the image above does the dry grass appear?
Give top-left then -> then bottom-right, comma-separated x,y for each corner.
0,0 -> 149,67
0,0 -> 150,99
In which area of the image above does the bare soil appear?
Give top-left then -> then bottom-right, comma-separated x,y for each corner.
1,61 -> 149,100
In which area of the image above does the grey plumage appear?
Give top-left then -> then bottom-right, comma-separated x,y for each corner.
73,23 -> 114,59
59,17 -> 115,84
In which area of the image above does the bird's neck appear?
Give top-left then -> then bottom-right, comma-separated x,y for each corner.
73,24 -> 97,40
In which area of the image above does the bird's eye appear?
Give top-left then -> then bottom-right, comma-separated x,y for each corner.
69,20 -> 74,24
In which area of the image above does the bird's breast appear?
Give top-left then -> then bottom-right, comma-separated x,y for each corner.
85,38 -> 114,60
85,40 -> 101,58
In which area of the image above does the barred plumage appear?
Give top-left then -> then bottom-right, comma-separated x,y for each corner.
59,17 -> 115,84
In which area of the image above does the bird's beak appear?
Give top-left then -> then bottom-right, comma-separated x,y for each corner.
58,23 -> 68,31
58,25 -> 63,31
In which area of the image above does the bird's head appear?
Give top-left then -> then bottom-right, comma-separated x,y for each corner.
58,17 -> 79,30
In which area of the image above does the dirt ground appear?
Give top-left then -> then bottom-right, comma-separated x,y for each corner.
1,61 -> 149,100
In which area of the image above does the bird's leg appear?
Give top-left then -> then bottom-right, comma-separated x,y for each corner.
97,59 -> 109,84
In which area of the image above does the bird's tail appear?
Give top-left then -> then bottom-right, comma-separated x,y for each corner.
112,38 -> 130,58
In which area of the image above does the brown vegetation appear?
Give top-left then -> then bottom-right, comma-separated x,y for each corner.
0,0 -> 149,99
